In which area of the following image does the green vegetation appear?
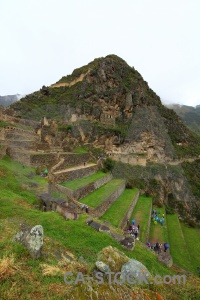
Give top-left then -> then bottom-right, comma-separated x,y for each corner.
149,206 -> 168,243
100,188 -> 138,227
166,214 -> 193,272
60,171 -> 107,190
0,156 -> 200,299
180,222 -> 200,275
130,195 -> 152,242
80,179 -> 125,208
102,158 -> 115,172
73,146 -> 88,153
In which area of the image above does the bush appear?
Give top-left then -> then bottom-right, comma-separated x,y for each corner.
102,158 -> 115,173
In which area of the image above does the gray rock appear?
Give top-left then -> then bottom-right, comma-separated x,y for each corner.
13,224 -> 43,259
120,237 -> 135,251
110,231 -> 124,242
121,259 -> 151,283
158,252 -> 173,267
89,221 -> 101,231
99,225 -> 110,233
95,261 -> 111,273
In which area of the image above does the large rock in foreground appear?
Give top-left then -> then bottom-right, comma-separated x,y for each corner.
121,259 -> 151,283
13,224 -> 43,259
97,246 -> 129,273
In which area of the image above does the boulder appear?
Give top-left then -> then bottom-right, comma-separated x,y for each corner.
99,225 -> 110,233
95,261 -> 111,273
89,221 -> 101,231
13,223 -> 43,259
158,252 -> 173,267
120,237 -> 135,251
121,259 -> 151,283
97,246 -> 129,273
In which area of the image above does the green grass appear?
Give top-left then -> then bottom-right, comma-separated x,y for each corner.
1,154 -> 200,299
166,214 -> 192,272
100,188 -> 138,227
60,171 -> 107,190
73,146 -> 88,153
180,222 -> 200,275
130,195 -> 152,242
149,206 -> 168,243
80,178 -> 125,208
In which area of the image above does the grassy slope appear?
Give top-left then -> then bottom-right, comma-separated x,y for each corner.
100,188 -> 138,227
80,178 -> 125,208
180,222 -> 200,275
1,156 -> 200,299
149,206 -> 168,244
129,195 -> 152,243
166,214 -> 193,272
61,171 -> 107,190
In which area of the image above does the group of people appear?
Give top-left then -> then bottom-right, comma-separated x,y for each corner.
125,219 -> 140,240
146,241 -> 170,254
152,209 -> 165,225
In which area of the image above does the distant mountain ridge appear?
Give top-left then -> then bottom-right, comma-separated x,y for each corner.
167,104 -> 200,135
0,94 -> 22,107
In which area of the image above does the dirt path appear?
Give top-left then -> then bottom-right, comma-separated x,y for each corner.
53,163 -> 96,174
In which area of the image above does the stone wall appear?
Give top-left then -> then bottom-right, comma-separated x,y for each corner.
7,141 -> 37,150
49,173 -> 113,200
30,153 -> 58,167
119,190 -> 140,229
108,153 -> 146,166
6,147 -> 31,165
55,153 -> 92,172
0,144 -> 7,159
92,181 -> 126,218
53,164 -> 98,184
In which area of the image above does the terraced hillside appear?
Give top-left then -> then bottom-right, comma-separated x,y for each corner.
80,178 -> 125,208
129,195 -> 152,242
100,188 -> 139,227
166,213 -> 200,275
149,206 -> 168,245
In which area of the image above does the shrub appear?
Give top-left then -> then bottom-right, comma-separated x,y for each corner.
102,158 -> 115,173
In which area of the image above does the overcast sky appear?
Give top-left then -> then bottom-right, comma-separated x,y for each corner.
0,0 -> 200,106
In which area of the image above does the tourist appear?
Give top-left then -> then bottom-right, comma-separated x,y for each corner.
43,169 -> 48,177
85,206 -> 89,213
81,203 -> 85,211
132,219 -> 135,225
137,224 -> 140,231
164,242 -> 170,252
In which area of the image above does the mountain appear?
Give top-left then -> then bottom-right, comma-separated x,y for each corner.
10,54 -> 200,160
0,94 -> 22,107
8,55 -> 200,221
167,104 -> 200,136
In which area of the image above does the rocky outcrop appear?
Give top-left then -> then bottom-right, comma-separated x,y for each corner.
121,259 -> 151,282
13,224 -> 43,259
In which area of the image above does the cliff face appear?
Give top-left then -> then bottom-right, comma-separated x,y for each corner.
10,55 -> 200,161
